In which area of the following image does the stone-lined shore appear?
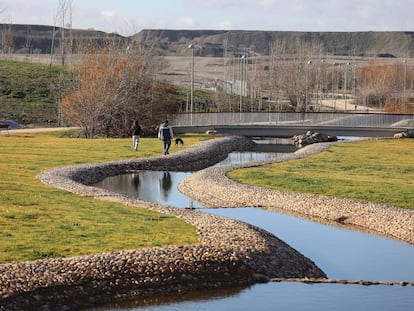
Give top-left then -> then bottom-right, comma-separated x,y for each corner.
1,136 -> 326,310
179,139 -> 414,246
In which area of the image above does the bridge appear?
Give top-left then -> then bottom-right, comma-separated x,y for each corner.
170,112 -> 414,138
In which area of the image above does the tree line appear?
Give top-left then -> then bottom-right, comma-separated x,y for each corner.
221,38 -> 413,114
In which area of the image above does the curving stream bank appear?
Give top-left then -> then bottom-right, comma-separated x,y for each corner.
0,136 -> 325,310
179,140 -> 414,245
1,136 -> 413,310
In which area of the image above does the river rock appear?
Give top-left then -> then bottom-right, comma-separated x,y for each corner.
291,131 -> 337,147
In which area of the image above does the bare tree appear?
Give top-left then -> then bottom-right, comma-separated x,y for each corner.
62,39 -> 179,138
0,6 -> 14,57
1,21 -> 13,57
357,59 -> 413,113
267,37 -> 323,111
50,0 -> 73,66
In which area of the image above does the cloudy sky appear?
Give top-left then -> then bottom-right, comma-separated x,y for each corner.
1,0 -> 413,36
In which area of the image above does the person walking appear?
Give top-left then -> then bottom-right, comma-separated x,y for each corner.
130,120 -> 142,151
158,120 -> 173,155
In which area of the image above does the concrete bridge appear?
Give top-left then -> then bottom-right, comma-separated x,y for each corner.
170,112 -> 414,138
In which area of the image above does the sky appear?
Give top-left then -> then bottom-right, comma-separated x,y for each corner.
1,0 -> 414,36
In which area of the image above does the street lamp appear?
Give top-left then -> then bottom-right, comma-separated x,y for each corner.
332,62 -> 336,111
344,62 -> 350,112
316,60 -> 324,111
188,44 -> 195,125
239,54 -> 246,120
305,60 -> 312,112
403,59 -> 407,111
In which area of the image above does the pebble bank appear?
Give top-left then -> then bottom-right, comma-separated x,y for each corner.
0,136 -> 325,310
179,140 -> 414,245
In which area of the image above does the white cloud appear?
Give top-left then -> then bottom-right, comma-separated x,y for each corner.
101,10 -> 117,21
183,0 -> 249,9
177,17 -> 197,27
217,20 -> 233,29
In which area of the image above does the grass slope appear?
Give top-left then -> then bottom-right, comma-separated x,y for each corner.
0,59 -> 67,124
228,139 -> 414,210
0,131 -> 205,263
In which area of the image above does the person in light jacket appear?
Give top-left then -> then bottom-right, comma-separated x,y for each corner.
158,120 -> 174,155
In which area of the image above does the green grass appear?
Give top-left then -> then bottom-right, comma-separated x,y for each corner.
0,59 -> 69,124
0,130 -> 208,263
228,139 -> 414,210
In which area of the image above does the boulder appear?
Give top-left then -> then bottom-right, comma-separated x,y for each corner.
291,131 -> 337,148
393,129 -> 414,139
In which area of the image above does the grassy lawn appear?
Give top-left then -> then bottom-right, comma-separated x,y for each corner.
228,139 -> 414,210
0,130 -> 208,263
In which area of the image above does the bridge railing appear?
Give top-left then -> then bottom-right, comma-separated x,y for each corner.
169,112 -> 414,128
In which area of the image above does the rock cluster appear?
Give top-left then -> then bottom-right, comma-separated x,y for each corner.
393,129 -> 414,139
291,130 -> 337,147
0,136 -> 325,310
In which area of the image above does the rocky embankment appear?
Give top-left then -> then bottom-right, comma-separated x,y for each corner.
0,136 -> 326,310
179,140 -> 414,245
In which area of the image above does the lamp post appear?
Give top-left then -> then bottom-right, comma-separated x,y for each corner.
344,62 -> 350,112
305,60 -> 312,112
188,44 -> 195,125
316,60 -> 324,111
331,62 -> 336,111
239,54 -> 246,120
403,59 -> 407,112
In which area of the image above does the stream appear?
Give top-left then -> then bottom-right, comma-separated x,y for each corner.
92,142 -> 414,311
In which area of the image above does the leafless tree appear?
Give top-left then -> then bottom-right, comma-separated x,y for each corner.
0,6 -> 14,57
62,39 -> 179,138
356,59 -> 413,113
50,0 -> 73,66
267,37 -> 323,111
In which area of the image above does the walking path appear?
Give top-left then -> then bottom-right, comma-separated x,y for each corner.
0,126 -> 78,135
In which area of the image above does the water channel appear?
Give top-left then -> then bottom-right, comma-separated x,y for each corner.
92,139 -> 414,311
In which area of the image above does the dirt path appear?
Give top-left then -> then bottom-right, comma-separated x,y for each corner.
0,127 -> 78,135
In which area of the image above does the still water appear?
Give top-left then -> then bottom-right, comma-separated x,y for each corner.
93,149 -> 414,311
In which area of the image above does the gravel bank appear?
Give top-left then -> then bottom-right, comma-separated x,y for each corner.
1,136 -> 325,310
179,140 -> 414,245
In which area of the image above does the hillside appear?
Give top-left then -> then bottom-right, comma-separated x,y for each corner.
0,59 -> 69,125
2,24 -> 414,58
0,23 -> 127,54
134,29 -> 414,57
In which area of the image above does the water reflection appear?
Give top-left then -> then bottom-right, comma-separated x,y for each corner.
96,171 -> 414,281
159,172 -> 172,200
91,283 -> 414,311
93,149 -> 414,311
208,207 -> 414,281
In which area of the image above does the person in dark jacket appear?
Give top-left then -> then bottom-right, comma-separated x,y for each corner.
158,120 -> 174,155
130,120 -> 142,151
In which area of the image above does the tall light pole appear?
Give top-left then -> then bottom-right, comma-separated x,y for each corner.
239,54 -> 246,120
344,62 -> 350,112
305,60 -> 312,112
403,59 -> 407,112
331,62 -> 336,111
316,60 -> 324,111
188,44 -> 195,125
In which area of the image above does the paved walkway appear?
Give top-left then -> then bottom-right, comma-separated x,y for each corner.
0,126 -> 78,135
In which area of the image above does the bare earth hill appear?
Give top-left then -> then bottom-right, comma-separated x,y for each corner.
2,24 -> 414,57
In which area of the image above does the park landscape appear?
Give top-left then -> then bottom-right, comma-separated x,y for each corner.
0,25 -> 414,309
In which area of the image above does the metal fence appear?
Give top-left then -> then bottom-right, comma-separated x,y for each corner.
169,112 -> 414,128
